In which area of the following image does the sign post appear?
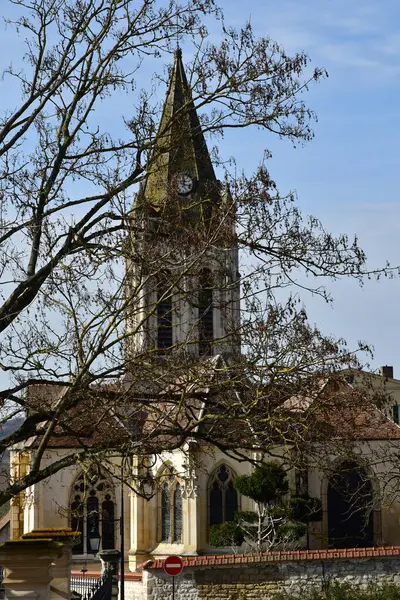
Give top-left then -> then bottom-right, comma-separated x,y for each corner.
163,555 -> 184,600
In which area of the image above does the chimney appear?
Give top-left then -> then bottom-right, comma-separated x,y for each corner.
381,365 -> 394,379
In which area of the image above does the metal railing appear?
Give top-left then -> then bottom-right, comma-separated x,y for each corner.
71,571 -> 112,600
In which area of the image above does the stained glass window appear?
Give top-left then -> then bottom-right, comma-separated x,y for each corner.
295,469 -> 309,496
209,464 -> 238,530
225,481 -> 238,522
161,483 -> 171,542
218,465 -> 229,483
209,482 -> 223,526
70,469 -> 115,555
102,495 -> 115,550
87,494 -> 99,552
160,473 -> 183,544
71,495 -> 84,554
173,484 -> 183,542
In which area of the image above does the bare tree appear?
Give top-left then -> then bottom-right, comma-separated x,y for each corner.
0,0 -> 394,507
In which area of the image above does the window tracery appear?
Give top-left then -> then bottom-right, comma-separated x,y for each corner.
209,464 -> 238,527
173,483 -> 183,542
160,471 -> 183,543
161,482 -> 171,542
70,468 -> 115,555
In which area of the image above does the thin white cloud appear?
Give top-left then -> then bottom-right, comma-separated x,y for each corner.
249,0 -> 400,83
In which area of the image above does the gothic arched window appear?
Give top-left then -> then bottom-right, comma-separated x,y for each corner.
173,483 -> 183,543
157,273 -> 173,350
198,268 -> 213,356
160,473 -> 183,543
102,495 -> 115,550
161,483 -> 171,542
70,468 -> 115,555
209,464 -> 238,528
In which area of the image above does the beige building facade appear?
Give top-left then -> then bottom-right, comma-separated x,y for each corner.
8,51 -> 400,571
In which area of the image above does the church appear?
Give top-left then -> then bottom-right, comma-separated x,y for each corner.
8,50 -> 400,572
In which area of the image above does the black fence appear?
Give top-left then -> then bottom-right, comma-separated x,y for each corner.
0,566 -> 4,600
71,571 -> 112,600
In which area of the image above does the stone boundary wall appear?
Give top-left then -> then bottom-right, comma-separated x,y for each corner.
142,547 -> 400,600
121,577 -> 143,600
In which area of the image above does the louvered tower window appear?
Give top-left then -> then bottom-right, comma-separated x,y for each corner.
157,274 -> 173,350
198,268 -> 213,355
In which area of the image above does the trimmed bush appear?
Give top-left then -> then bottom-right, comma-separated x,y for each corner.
209,521 -> 244,548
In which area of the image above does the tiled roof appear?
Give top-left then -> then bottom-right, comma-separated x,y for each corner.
26,383 -> 66,411
26,384 -> 133,449
284,378 -> 400,441
71,570 -> 142,581
22,370 -> 400,452
144,546 -> 400,569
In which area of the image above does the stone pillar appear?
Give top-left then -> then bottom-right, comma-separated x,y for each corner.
128,493 -> 150,570
182,484 -> 201,554
0,539 -> 63,600
22,528 -> 80,600
99,549 -> 120,577
182,442 -> 201,555
99,549 -> 120,600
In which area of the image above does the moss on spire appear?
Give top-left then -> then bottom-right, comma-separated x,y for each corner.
143,50 -> 218,211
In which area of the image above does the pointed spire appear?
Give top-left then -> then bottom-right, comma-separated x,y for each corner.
143,50 -> 218,209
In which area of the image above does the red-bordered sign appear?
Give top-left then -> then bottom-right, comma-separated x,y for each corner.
163,555 -> 183,576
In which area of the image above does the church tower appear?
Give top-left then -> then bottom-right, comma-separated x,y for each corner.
126,49 -> 240,360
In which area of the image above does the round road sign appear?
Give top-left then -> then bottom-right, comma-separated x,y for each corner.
163,555 -> 183,576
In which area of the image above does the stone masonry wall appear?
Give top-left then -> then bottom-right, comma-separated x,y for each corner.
142,547 -> 400,600
124,574 -> 144,600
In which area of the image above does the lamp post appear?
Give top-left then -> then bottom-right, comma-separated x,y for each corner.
139,469 -> 156,499
73,455 -> 156,600
120,455 -> 156,600
87,525 -> 101,555
120,459 -> 125,600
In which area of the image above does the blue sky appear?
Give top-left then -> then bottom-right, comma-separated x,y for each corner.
1,0 -> 399,380
215,0 -> 400,376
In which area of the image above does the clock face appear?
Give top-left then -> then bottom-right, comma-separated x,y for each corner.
177,173 -> 194,196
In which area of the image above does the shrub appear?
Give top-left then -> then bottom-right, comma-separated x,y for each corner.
234,462 -> 289,504
209,521 -> 244,548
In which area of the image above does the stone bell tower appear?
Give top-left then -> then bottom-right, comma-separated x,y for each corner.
126,49 -> 240,360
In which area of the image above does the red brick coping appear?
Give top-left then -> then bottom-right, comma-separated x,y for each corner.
71,570 -> 142,581
144,546 -> 400,570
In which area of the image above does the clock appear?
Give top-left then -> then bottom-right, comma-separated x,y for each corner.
177,173 -> 194,196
